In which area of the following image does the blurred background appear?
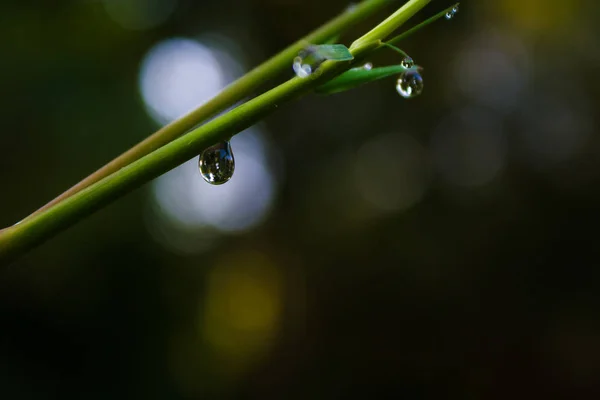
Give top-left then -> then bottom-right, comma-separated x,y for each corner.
1,0 -> 600,397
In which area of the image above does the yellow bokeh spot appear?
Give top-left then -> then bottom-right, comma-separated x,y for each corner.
201,250 -> 283,373
497,0 -> 581,36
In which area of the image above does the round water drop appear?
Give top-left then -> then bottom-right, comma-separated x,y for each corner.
396,70 -> 424,99
198,140 -> 235,185
401,56 -> 414,69
363,62 -> 373,70
445,5 -> 459,20
293,56 -> 312,78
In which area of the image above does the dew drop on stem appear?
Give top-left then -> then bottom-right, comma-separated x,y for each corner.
198,140 -> 235,185
445,5 -> 459,20
293,56 -> 312,78
401,57 -> 414,69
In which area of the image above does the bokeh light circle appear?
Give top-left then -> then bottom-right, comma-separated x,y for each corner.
149,129 -> 277,253
139,38 -> 225,125
354,133 -> 431,212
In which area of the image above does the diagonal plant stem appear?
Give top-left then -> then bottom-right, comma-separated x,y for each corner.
350,0 -> 430,49
0,0 -> 436,265
0,41 -> 378,265
24,0 -> 397,220
381,42 -> 411,58
387,3 -> 460,45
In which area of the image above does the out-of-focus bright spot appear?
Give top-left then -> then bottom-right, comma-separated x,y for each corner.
103,0 -> 177,30
496,0 -> 581,36
202,251 -> 283,374
200,34 -> 247,82
139,38 -> 225,125
454,30 -> 529,113
518,93 -> 592,167
354,133 -> 431,213
149,129 -> 277,253
431,108 -> 506,187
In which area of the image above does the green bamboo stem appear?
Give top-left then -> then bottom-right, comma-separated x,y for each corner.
24,0 -> 397,220
387,3 -> 460,45
0,0 -> 433,265
350,0 -> 430,49
0,46 -> 369,264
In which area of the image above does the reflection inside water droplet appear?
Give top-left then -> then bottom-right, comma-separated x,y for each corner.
401,56 -> 414,69
445,5 -> 459,20
396,70 -> 424,99
293,46 -> 323,78
199,140 -> 235,184
293,56 -> 312,78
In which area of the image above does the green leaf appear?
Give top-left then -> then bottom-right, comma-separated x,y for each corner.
312,44 -> 354,61
315,65 -> 406,94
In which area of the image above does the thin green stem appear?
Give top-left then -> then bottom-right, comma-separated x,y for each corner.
387,2 -> 459,45
23,0 -> 397,221
381,42 -> 410,58
350,0 -> 431,49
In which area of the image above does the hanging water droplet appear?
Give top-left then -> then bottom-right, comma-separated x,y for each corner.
445,5 -> 459,20
401,57 -> 414,69
396,70 -> 424,99
198,140 -> 235,185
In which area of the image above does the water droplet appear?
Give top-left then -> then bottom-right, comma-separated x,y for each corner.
293,56 -> 312,78
351,62 -> 373,72
445,5 -> 459,20
293,44 -> 353,78
199,140 -> 235,185
346,3 -> 358,13
401,57 -> 414,69
396,70 -> 424,99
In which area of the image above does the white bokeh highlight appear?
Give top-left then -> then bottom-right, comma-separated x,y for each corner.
139,36 -> 278,252
152,130 -> 275,235
139,38 -> 226,125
